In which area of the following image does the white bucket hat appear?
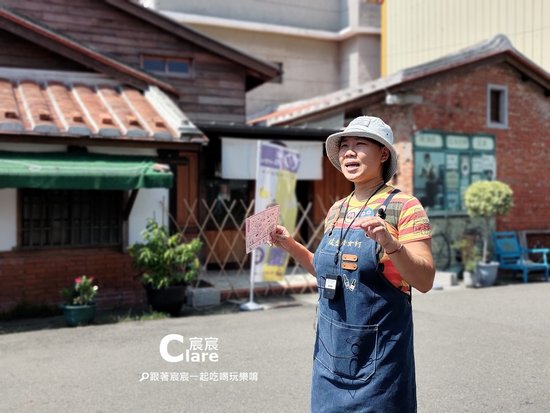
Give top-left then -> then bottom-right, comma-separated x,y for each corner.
325,116 -> 398,183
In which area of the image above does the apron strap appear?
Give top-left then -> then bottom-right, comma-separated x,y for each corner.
378,188 -> 401,218
376,188 -> 401,256
378,189 -> 413,303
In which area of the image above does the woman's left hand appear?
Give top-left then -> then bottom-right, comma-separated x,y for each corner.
360,217 -> 435,292
358,217 -> 396,251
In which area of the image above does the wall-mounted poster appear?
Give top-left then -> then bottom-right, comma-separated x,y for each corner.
414,151 -> 445,210
414,132 -> 495,212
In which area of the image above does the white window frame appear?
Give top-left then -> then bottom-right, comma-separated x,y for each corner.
486,84 -> 508,129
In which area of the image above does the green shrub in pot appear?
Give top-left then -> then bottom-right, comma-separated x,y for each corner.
128,219 -> 202,290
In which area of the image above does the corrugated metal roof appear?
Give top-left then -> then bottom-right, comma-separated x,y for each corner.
250,35 -> 549,126
0,68 -> 207,144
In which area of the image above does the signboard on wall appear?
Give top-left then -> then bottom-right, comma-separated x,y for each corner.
414,132 -> 496,212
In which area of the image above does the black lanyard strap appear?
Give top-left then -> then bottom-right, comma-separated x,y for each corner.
333,183 -> 386,265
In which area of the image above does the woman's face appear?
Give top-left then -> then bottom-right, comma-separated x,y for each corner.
338,136 -> 388,183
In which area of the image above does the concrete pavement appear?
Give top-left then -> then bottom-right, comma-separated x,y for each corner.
1,281 -> 550,412
413,282 -> 550,413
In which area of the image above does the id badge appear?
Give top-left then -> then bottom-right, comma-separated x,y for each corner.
323,274 -> 340,300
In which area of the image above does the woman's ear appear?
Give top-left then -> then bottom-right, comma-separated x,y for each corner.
380,147 -> 390,162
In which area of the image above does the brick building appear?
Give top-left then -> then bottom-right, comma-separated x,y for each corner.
251,35 -> 550,259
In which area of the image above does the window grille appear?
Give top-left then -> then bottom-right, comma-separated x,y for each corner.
20,189 -> 122,248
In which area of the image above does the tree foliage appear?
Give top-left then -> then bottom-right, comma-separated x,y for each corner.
464,180 -> 514,262
464,180 -> 514,218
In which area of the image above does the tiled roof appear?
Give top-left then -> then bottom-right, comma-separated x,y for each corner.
250,35 -> 550,126
0,68 -> 207,144
0,6 -> 178,95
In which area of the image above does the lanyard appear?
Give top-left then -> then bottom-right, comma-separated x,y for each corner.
332,183 -> 386,265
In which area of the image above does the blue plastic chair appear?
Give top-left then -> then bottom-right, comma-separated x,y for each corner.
492,231 -> 549,283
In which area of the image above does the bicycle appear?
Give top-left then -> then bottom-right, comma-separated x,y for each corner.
431,231 -> 451,271
428,211 -> 473,272
430,211 -> 484,273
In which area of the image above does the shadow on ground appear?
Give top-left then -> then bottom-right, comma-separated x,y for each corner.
0,293 -> 305,335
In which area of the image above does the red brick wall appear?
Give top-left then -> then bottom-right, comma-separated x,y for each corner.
0,248 -> 146,313
367,62 -> 550,232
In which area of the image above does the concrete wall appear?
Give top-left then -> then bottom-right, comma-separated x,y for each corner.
340,34 -> 380,88
128,188 -> 170,245
190,24 -> 341,116
385,0 -> 550,75
155,0 -> 382,117
158,0 -> 345,31
0,189 -> 17,251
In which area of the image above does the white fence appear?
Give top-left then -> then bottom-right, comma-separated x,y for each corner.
175,197 -> 333,298
175,198 -> 461,298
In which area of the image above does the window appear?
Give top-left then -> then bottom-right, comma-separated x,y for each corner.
344,108 -> 365,126
20,189 -> 122,248
200,140 -> 251,231
413,132 -> 496,212
205,179 -> 249,230
142,56 -> 192,78
487,84 -> 508,128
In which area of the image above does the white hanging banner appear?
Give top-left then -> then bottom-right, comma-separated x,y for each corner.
221,138 -> 320,180
252,141 -> 300,282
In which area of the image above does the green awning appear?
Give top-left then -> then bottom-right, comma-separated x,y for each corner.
0,152 -> 173,190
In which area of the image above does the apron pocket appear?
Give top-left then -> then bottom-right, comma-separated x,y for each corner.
315,312 -> 378,381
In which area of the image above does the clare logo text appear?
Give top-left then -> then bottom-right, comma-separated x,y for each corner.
159,334 -> 219,363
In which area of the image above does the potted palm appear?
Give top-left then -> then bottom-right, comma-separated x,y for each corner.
60,275 -> 99,326
128,219 -> 202,316
463,180 -> 514,286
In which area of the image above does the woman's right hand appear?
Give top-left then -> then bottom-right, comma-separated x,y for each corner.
269,225 -> 291,250
269,225 -> 316,276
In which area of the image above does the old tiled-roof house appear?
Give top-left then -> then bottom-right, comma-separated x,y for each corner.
251,35 -> 550,267
0,0 -> 281,312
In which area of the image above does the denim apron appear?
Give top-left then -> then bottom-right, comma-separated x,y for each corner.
311,202 -> 416,412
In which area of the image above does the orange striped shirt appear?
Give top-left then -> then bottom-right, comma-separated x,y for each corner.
324,185 -> 432,293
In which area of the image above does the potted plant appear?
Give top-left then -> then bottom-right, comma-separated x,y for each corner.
60,275 -> 99,326
464,180 -> 514,286
453,237 -> 481,287
128,219 -> 203,316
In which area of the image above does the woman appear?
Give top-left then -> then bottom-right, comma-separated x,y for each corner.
269,116 -> 435,412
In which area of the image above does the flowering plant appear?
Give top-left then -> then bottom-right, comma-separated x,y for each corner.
61,275 -> 99,305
